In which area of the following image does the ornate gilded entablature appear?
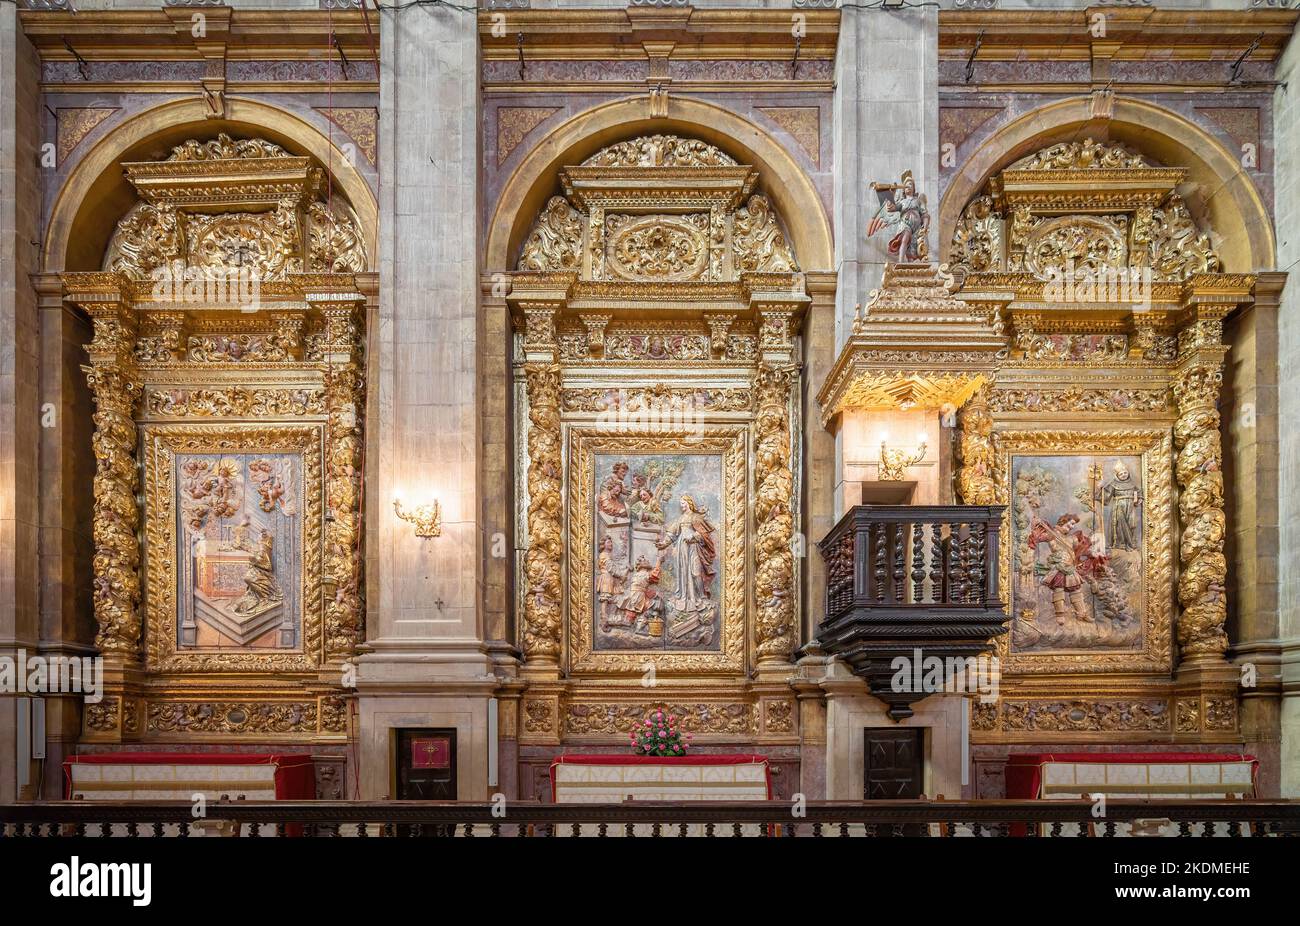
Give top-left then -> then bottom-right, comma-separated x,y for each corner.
65,135 -> 368,744
509,135 -> 807,748
941,138 -> 1259,746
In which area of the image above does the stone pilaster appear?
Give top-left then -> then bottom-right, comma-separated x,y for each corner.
0,5 -> 41,801
355,6 -> 494,800
1274,31 -> 1300,797
832,6 -> 938,351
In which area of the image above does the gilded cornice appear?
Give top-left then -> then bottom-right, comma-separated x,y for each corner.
939,9 -> 1297,63
478,8 -> 839,62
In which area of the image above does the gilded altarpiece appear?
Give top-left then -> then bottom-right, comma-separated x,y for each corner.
66,136 -> 369,743
947,139 -> 1255,743
509,136 -> 806,748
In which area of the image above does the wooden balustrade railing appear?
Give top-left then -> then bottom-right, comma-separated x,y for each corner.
817,505 -> 1010,719
2,799 -> 1298,838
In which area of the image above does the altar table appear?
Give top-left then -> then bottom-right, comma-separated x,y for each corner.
550,754 -> 772,804
1005,752 -> 1257,837
1005,752 -> 1257,801
64,752 -> 316,802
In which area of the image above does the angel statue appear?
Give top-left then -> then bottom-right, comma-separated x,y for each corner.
867,170 -> 930,262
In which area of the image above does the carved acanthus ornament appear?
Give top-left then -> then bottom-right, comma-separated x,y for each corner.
522,364 -> 564,663
79,285 -> 143,658
1171,304 -> 1231,662
957,382 -> 997,505
105,134 -> 367,282
754,364 -> 796,662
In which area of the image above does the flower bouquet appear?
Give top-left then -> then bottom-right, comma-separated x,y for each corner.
628,709 -> 692,757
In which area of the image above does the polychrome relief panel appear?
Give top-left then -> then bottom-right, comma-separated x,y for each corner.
568,429 -> 747,675
593,453 -> 723,653
176,452 -> 303,651
144,426 -> 324,674
994,430 -> 1173,675
1009,453 -> 1144,653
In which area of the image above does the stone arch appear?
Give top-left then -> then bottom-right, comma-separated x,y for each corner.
486,96 -> 834,273
44,96 -> 378,273
938,96 -> 1275,273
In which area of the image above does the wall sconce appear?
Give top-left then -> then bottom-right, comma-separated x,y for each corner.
394,497 -> 442,538
878,434 -> 927,482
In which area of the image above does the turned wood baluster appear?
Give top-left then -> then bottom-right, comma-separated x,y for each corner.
872,522 -> 886,603
891,523 -> 905,602
915,525 -> 925,603
967,521 -> 986,604
947,523 -> 963,603
929,522 -> 943,603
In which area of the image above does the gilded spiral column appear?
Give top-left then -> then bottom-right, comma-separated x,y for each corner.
82,297 -> 143,659
956,381 -> 997,505
315,301 -> 366,658
754,363 -> 796,664
523,363 -> 564,664
1172,307 -> 1229,662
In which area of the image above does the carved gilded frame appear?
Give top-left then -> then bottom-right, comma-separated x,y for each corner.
993,428 -> 1174,675
566,426 -> 748,675
142,424 -> 325,674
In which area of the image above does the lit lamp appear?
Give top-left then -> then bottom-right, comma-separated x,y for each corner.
878,433 -> 927,482
394,496 -> 442,538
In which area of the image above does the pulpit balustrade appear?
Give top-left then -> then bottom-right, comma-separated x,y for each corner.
817,505 -> 1010,719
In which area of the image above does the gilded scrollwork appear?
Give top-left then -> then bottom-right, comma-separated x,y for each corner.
581,134 -> 737,168
523,364 -> 564,662
517,196 -> 584,273
104,136 -> 367,280
605,213 -> 709,282
564,701 -> 754,737
1001,699 -> 1169,732
84,305 -> 144,658
957,383 -> 997,505
754,365 -> 796,662
323,358 -> 365,657
732,194 -> 798,273
949,139 -> 1220,284
1172,360 -> 1228,660
145,386 -> 327,418
147,700 -> 318,735
307,200 -> 367,273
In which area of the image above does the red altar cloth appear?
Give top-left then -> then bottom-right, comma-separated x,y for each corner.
1005,752 -> 1258,800
549,754 -> 772,802
64,753 -> 316,801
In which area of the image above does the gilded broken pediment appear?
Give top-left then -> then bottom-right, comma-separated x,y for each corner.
951,138 -> 1219,285
516,134 -> 797,280
104,135 -> 367,281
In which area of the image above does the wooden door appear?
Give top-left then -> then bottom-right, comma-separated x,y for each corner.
863,728 -> 923,800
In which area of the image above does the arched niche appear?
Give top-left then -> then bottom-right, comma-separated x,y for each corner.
45,97 -> 377,273
938,96 -> 1275,273
486,96 -> 834,274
